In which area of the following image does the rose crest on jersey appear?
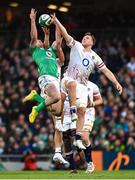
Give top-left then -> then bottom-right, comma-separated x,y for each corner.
46,51 -> 52,57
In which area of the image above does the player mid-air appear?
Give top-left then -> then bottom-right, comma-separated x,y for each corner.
51,13 -> 122,149
23,9 -> 69,165
23,9 -> 63,123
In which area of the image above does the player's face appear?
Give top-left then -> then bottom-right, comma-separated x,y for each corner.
81,35 -> 93,47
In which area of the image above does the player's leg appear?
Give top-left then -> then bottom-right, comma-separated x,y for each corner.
36,75 -> 61,111
61,77 -> 77,121
75,107 -> 86,149
51,99 -> 64,131
49,90 -> 67,131
75,83 -> 88,149
81,121 -> 95,173
52,115 -> 69,166
63,129 -> 77,173
29,78 -> 61,123
65,81 -> 77,121
22,90 -> 44,103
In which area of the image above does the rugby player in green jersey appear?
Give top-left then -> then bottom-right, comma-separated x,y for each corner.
23,9 -> 64,124
23,9 -> 69,165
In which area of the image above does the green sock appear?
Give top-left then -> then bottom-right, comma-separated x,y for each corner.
35,101 -> 46,112
33,94 -> 44,103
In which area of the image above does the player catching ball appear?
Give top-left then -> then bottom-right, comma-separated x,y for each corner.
23,9 -> 63,123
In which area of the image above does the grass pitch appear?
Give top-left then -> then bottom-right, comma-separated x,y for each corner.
0,170 -> 135,179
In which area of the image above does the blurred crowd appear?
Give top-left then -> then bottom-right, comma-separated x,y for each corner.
0,28 -> 135,155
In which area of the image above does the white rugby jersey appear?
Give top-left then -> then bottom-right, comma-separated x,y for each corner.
65,40 -> 106,84
63,81 -> 101,123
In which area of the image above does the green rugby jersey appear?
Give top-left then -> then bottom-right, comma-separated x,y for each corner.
30,46 -> 58,78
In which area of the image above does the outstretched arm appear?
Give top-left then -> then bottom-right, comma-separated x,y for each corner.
30,8 -> 38,47
51,26 -> 65,66
101,67 -> 122,94
55,26 -> 65,66
51,14 -> 73,45
42,26 -> 50,48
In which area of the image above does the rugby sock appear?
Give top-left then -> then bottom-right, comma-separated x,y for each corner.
84,144 -> 92,163
33,94 -> 44,103
70,106 -> 77,114
55,147 -> 61,153
55,116 -> 62,121
66,151 -> 76,170
35,101 -> 46,112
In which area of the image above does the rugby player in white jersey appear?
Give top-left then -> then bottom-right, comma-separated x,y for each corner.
51,14 -> 122,149
62,81 -> 103,173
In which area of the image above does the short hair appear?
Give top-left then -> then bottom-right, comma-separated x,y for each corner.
84,32 -> 96,45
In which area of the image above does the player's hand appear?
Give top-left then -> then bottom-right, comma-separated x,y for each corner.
50,13 -> 57,24
115,82 -> 122,95
30,8 -> 37,20
42,26 -> 50,35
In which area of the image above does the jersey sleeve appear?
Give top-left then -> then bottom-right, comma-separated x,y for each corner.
94,52 -> 106,70
67,39 -> 82,49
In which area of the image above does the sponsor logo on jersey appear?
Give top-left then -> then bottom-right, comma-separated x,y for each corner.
46,51 -> 52,57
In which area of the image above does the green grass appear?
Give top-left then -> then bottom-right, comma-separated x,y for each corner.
0,170 -> 135,179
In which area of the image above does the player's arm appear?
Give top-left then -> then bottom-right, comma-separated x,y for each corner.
30,8 -> 38,47
101,67 -> 122,94
52,26 -> 65,66
93,94 -> 103,107
51,13 -> 74,45
87,83 -> 103,108
88,94 -> 103,108
42,26 -> 50,48
95,54 -> 122,94
55,26 -> 65,66
57,45 -> 65,66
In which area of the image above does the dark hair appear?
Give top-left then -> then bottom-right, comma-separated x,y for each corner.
84,32 -> 96,45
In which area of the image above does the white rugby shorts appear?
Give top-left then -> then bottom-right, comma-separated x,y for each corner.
38,75 -> 60,97
61,76 -> 88,108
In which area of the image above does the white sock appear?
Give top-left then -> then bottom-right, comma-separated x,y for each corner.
55,147 -> 61,153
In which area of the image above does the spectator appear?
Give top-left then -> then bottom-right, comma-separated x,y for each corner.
22,149 -> 42,170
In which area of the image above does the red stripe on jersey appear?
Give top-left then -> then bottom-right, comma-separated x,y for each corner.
97,62 -> 104,67
98,63 -> 105,68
